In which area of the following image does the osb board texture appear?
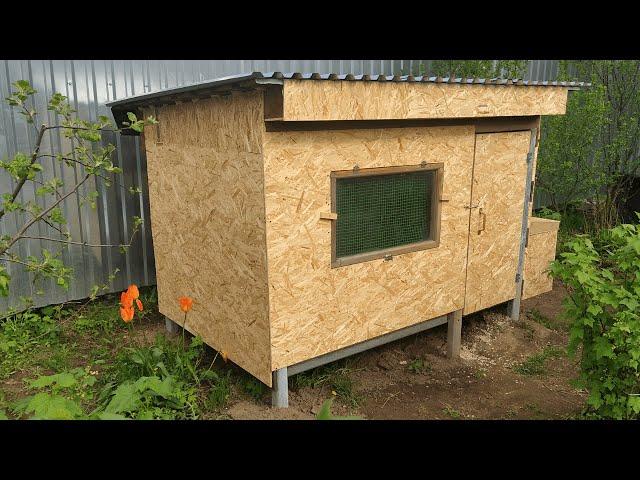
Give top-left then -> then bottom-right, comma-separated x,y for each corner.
464,131 -> 531,315
142,91 -> 273,386
529,217 -> 560,235
263,125 -> 475,369
282,80 -> 568,121
523,229 -> 557,299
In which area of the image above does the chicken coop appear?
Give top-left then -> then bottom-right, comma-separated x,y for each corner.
107,72 -> 582,407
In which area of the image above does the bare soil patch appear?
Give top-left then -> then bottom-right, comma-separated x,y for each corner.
224,281 -> 586,419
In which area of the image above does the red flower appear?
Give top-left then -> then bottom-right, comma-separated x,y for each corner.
121,291 -> 133,308
119,284 -> 143,322
178,296 -> 193,313
126,284 -> 140,299
120,305 -> 134,323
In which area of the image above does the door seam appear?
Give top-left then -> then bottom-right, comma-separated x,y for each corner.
462,133 -> 479,313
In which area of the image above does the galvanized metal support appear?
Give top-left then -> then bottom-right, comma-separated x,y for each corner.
271,367 -> 289,408
447,309 -> 463,358
164,316 -> 180,334
510,128 -> 538,321
287,314 -> 448,377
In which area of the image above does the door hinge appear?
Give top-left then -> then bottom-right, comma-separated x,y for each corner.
526,152 -> 534,164
515,272 -> 522,283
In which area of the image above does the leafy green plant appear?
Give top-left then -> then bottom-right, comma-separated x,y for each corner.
12,367 -> 97,419
315,398 -> 361,420
550,220 -> 640,418
98,375 -> 197,420
111,334 -> 206,385
536,207 -> 562,222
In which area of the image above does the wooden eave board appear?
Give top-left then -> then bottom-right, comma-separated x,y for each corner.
282,80 -> 569,121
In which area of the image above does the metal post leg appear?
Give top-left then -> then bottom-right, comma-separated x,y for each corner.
165,316 -> 179,334
507,299 -> 520,321
271,367 -> 289,408
447,309 -> 463,359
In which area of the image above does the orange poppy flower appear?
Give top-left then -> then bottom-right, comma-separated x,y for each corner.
120,291 -> 133,308
120,305 -> 134,323
126,284 -> 140,300
136,298 -> 143,311
178,296 -> 193,313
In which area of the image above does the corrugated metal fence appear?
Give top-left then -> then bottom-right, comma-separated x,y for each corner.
0,59 -> 560,312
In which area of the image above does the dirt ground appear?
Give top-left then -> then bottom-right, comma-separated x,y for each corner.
224,281 -> 586,420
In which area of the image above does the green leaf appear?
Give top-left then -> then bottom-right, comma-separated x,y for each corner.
0,410 -> 8,420
30,372 -> 77,389
315,398 -> 361,420
105,382 -> 141,414
629,396 -> 640,414
0,266 -> 10,297
97,412 -> 129,420
25,393 -> 84,420
594,337 -> 615,359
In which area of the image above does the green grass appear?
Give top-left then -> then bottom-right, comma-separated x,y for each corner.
237,373 -> 267,402
443,405 -> 462,419
206,371 -> 232,410
513,346 -> 565,376
516,320 -> 536,339
408,358 -> 430,374
527,308 -> 553,329
474,368 -> 487,379
526,308 -> 569,332
292,360 -> 361,408
0,308 -> 61,380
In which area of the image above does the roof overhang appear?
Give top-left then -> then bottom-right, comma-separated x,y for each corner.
106,72 -> 590,134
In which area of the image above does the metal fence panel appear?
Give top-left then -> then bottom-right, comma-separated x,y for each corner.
0,59 -> 560,312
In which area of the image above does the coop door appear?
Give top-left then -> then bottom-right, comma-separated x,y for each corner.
463,131 -> 532,315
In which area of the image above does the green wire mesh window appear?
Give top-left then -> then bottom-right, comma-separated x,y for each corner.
334,168 -> 438,261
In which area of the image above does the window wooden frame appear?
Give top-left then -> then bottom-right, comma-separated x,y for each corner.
330,163 -> 444,268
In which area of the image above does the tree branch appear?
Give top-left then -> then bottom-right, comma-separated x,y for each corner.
0,173 -> 91,257
16,234 -> 139,250
0,124 -> 47,221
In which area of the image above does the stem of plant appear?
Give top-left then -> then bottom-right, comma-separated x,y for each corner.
182,311 -> 188,347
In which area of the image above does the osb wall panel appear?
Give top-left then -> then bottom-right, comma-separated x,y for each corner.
523,229 -> 558,300
464,131 -> 531,315
142,91 -> 273,386
529,217 -> 560,236
282,81 -> 568,121
263,126 -> 475,369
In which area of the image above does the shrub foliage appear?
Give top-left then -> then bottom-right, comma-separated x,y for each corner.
550,218 -> 640,418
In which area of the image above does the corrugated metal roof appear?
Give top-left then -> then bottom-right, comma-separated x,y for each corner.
106,71 -> 589,111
